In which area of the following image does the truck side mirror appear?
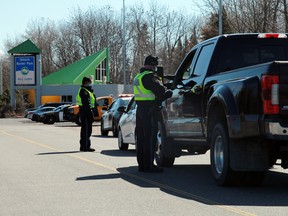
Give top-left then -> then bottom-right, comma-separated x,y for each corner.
156,67 -> 164,78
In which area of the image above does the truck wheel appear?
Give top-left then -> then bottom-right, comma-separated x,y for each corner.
101,120 -> 108,136
155,121 -> 175,167
118,129 -> 129,150
210,123 -> 238,186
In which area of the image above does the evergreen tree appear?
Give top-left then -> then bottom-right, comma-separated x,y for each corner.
201,7 -> 232,41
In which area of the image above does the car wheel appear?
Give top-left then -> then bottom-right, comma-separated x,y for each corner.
155,121 -> 175,167
118,129 -> 129,150
112,121 -> 118,137
101,120 -> 108,136
46,116 -> 55,124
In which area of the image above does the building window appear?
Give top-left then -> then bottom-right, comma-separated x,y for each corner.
95,59 -> 107,83
62,95 -> 72,102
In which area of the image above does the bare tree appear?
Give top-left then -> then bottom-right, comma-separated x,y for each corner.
126,4 -> 151,83
53,22 -> 82,68
69,6 -> 123,83
284,0 -> 288,31
25,18 -> 58,76
146,1 -> 167,55
160,10 -> 190,74
70,7 -> 98,57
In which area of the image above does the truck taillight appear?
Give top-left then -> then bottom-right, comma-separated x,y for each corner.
261,75 -> 279,114
258,33 -> 287,38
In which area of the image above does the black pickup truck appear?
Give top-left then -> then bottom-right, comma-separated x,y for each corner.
156,33 -> 288,186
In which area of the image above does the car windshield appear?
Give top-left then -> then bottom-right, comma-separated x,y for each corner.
122,98 -> 131,106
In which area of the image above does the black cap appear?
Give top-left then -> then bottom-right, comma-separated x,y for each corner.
144,55 -> 158,66
82,76 -> 91,85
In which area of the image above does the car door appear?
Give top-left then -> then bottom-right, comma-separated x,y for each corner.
165,42 -> 215,138
103,100 -> 116,130
121,98 -> 137,144
58,106 -> 64,121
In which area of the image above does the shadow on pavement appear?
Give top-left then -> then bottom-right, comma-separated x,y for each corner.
37,151 -> 80,155
100,149 -> 136,157
76,163 -> 288,207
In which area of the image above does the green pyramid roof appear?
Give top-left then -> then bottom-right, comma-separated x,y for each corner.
8,39 -> 41,54
42,48 -> 108,85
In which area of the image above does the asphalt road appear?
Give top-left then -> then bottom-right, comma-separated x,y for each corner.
1,118 -> 288,216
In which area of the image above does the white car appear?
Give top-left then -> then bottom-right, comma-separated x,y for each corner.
117,97 -> 137,150
100,95 -> 133,137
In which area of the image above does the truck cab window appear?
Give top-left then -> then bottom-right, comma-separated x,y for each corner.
192,43 -> 214,77
215,39 -> 287,74
172,49 -> 197,88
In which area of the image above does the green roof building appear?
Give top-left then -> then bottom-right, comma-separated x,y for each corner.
42,48 -> 110,85
8,39 -> 41,54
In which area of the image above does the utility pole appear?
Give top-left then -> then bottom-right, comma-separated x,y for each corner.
219,0 -> 223,35
122,0 -> 127,92
0,51 -> 4,96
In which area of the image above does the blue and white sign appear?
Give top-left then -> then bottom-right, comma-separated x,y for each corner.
15,56 -> 36,85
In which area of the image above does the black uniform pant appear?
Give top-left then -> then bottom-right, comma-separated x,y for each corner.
136,105 -> 158,170
79,110 -> 93,150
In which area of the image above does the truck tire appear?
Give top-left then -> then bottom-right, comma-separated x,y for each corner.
210,123 -> 238,186
155,121 -> 175,167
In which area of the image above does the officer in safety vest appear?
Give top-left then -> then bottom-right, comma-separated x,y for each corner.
76,76 -> 96,152
133,55 -> 172,172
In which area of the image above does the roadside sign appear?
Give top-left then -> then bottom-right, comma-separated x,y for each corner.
15,56 -> 36,85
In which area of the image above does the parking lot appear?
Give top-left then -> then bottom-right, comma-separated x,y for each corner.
1,118 -> 288,216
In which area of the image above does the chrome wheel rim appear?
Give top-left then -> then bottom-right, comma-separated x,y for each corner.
214,135 -> 224,174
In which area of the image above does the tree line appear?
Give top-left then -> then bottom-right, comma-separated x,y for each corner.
1,0 -> 288,94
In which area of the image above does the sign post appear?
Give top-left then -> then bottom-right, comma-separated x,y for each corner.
8,39 -> 41,111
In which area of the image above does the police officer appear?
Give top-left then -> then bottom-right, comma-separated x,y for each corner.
133,55 -> 172,172
76,77 -> 95,152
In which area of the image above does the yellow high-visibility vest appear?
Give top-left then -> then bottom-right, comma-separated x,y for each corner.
133,71 -> 156,101
76,87 -> 95,108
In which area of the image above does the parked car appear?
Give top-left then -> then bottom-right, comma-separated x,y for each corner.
67,96 -> 113,125
24,102 -> 72,118
117,97 -> 137,150
39,104 -> 73,124
27,106 -> 55,120
101,94 -> 133,137
30,107 -> 56,121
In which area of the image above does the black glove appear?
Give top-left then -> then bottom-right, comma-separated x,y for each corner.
164,90 -> 173,99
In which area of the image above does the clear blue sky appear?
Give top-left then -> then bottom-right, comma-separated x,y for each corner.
0,0 -> 203,52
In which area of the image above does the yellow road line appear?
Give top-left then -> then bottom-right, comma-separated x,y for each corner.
1,130 -> 256,216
